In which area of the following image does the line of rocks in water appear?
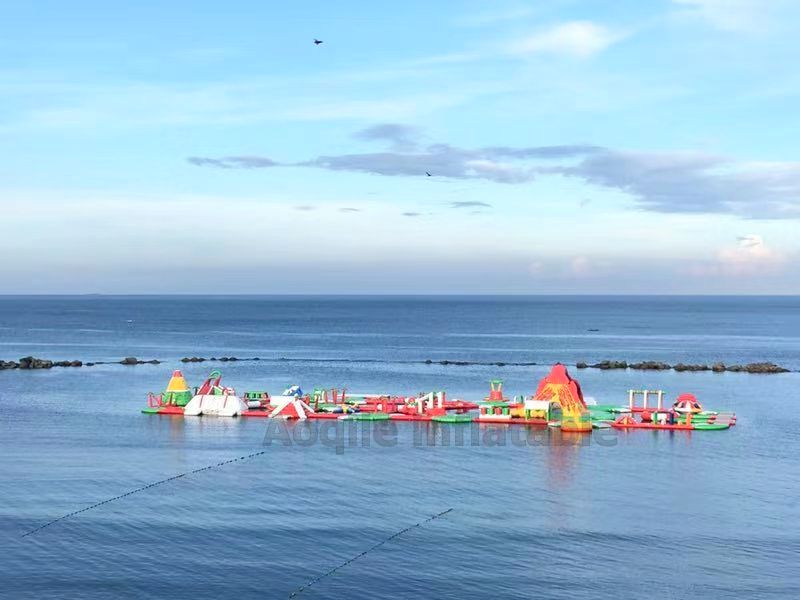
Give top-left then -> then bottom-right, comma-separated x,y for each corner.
424,359 -> 538,367
0,355 -> 792,373
193,356 -> 792,371
0,356 -> 161,370
184,357 -> 541,367
180,356 -> 260,363
575,360 -> 789,373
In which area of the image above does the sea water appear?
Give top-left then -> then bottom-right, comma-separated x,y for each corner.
0,296 -> 798,599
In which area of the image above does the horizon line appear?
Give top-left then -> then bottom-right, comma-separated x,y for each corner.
1,293 -> 799,298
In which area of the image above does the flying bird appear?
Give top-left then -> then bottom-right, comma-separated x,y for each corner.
314,39 -> 323,45
425,171 -> 432,177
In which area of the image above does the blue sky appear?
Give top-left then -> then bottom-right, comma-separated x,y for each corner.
2,0 -> 799,293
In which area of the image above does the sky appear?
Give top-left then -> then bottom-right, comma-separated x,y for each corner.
2,0 -> 799,293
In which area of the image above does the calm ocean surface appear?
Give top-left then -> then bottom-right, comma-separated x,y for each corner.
1,296 -> 798,599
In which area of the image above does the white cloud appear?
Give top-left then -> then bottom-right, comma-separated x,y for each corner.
510,21 -> 623,58
463,158 -> 534,183
570,256 -> 592,275
672,0 -> 786,33
717,235 -> 786,274
736,234 -> 762,248
528,260 -> 545,275
689,235 -> 787,277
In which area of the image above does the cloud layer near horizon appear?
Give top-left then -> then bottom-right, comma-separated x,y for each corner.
188,125 -> 800,219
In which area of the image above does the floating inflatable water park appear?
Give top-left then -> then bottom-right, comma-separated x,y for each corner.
142,364 -> 736,432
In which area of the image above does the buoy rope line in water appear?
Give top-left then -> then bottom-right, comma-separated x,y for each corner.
288,507 -> 454,598
21,449 -> 269,538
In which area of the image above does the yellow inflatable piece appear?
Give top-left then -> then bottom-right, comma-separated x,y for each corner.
165,370 -> 190,393
533,364 -> 592,432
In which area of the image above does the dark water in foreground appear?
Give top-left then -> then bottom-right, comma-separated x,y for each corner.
0,296 -> 798,599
